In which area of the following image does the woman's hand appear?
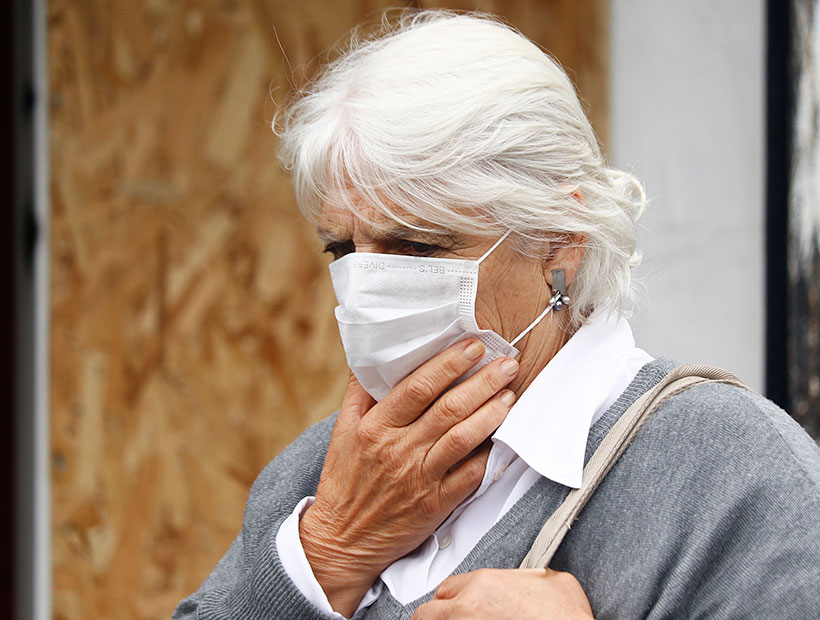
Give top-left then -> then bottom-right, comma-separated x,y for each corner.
411,568 -> 595,620
299,339 -> 519,617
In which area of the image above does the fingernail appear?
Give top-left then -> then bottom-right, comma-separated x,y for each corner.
464,341 -> 484,361
501,359 -> 519,377
500,390 -> 516,406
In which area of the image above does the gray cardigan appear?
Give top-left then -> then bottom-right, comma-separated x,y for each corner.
173,359 -> 820,619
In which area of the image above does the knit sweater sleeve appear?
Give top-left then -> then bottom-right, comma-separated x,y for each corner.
555,382 -> 820,620
171,413 -> 339,620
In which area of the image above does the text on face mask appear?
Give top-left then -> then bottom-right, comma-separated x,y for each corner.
351,259 -> 386,270
350,259 -> 449,275
418,265 -> 447,274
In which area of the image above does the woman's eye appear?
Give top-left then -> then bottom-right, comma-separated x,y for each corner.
323,241 -> 354,260
398,240 -> 439,256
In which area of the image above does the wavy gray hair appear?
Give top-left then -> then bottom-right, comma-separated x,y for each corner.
276,9 -> 646,328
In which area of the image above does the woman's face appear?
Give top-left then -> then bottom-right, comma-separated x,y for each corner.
316,201 -> 561,351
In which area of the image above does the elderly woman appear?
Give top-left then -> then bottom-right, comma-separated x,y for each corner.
174,10 -> 820,620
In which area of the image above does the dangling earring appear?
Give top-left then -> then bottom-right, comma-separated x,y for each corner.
550,269 -> 571,311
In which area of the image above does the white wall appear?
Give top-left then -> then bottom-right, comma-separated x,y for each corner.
610,0 -> 765,390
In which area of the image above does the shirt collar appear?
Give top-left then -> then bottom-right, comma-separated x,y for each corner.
492,309 -> 643,489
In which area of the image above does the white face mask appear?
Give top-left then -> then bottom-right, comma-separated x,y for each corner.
328,232 -> 556,401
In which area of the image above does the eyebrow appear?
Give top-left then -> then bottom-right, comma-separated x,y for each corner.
381,226 -> 457,244
316,226 -> 458,245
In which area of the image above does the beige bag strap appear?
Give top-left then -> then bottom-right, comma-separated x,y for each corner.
519,363 -> 749,570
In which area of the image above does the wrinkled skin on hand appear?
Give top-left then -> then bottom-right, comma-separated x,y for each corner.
299,339 -> 519,617
411,568 -> 595,620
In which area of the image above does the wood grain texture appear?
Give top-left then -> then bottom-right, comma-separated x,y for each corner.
48,1 -> 607,618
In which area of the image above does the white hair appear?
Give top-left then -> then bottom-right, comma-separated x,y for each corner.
276,9 -> 646,328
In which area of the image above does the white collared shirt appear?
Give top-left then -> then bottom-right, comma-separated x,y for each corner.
276,310 -> 653,617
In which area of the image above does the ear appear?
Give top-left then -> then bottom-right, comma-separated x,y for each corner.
543,233 -> 586,289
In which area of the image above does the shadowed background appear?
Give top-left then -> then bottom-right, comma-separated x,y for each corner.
47,1 -> 607,618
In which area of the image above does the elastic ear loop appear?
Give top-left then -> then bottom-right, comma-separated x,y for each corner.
510,303 -> 554,347
476,230 -> 512,264
475,230 -> 556,348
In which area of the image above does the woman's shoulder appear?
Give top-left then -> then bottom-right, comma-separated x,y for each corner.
646,376 -> 820,495
249,411 -> 339,493
574,370 -> 820,619
239,412 -> 339,535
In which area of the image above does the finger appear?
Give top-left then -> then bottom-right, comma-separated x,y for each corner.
424,389 -> 514,480
411,599 -> 451,620
437,441 -> 491,507
417,357 -> 518,441
434,569 -> 496,600
376,339 -> 487,427
338,372 -> 376,426
537,568 -> 595,615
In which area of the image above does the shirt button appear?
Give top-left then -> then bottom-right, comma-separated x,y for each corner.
492,465 -> 507,482
439,534 -> 452,549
